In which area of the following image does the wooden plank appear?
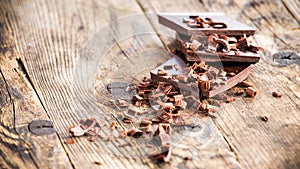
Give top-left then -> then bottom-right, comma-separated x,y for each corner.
0,1 -> 151,168
0,21 -> 72,168
0,0 -> 243,168
282,0 -> 300,25
137,0 -> 300,169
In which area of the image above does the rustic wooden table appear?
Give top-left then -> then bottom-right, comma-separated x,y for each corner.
1,0 -> 299,168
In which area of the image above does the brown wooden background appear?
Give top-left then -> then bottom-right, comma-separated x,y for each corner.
0,0 -> 299,168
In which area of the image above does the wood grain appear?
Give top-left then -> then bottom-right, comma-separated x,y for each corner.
138,0 -> 300,168
0,20 -> 72,168
0,0 -> 299,168
1,0 -> 239,168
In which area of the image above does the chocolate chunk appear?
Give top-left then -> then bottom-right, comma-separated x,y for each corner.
261,116 -> 269,122
127,128 -> 143,138
177,33 -> 261,63
158,13 -> 255,36
140,118 -> 152,126
240,81 -> 254,87
64,138 -> 76,144
154,147 -> 172,162
157,69 -> 168,76
159,133 -> 171,147
151,57 -> 253,98
124,108 -> 137,119
69,118 -> 97,136
245,87 -> 257,97
236,89 -> 245,96
272,92 -> 282,97
226,97 -> 236,103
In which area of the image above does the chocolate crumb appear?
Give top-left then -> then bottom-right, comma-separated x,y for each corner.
272,92 -> 282,97
245,87 -> 257,97
261,116 -> 269,122
226,97 -> 236,103
110,121 -> 117,130
184,156 -> 191,160
236,89 -> 244,96
240,81 -> 254,87
64,138 -> 76,144
94,161 -> 103,165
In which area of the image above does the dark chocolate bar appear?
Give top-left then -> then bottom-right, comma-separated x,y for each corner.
158,13 -> 255,36
176,33 -> 261,63
150,56 -> 252,98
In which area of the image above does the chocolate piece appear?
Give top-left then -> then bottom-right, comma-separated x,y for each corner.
236,89 -> 245,96
240,81 -> 254,87
177,33 -> 261,63
117,98 -> 129,107
86,127 -> 101,136
153,147 -> 172,162
64,139 -> 76,144
119,130 -> 127,138
226,97 -> 236,103
125,86 -> 133,92
154,123 -> 171,136
245,87 -> 257,97
110,121 -> 117,130
127,128 -> 143,138
159,133 -> 171,147
69,118 -> 97,136
261,116 -> 269,122
157,69 -> 168,76
94,161 -> 103,165
272,92 -> 282,97
124,108 -> 137,119
140,118 -> 152,126
145,124 -> 153,133
158,13 -> 255,36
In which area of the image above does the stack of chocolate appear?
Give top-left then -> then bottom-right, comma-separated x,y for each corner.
152,13 -> 263,98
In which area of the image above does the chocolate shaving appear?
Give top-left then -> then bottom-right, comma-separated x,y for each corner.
153,147 -> 172,162
118,130 -> 127,138
110,121 -> 117,130
140,118 -> 152,126
94,161 -> 103,165
64,138 -> 76,144
127,128 -> 143,138
236,89 -> 245,96
240,81 -> 254,87
261,116 -> 269,122
226,97 -> 236,103
69,118 -> 97,136
159,133 -> 171,147
157,69 -> 168,76
272,92 -> 281,97
245,87 -> 257,97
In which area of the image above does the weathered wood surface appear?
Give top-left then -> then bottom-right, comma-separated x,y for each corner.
0,0 -> 299,169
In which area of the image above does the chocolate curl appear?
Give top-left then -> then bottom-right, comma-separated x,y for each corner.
245,87 -> 257,97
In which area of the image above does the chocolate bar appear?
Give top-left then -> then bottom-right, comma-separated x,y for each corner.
158,13 -> 256,36
176,33 -> 262,63
150,56 -> 252,98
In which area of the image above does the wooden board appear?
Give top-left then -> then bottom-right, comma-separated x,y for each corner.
138,0 -> 300,169
0,0 -> 299,168
0,0 -> 240,168
0,23 -> 72,168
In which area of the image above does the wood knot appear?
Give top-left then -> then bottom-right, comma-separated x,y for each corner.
272,51 -> 300,66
